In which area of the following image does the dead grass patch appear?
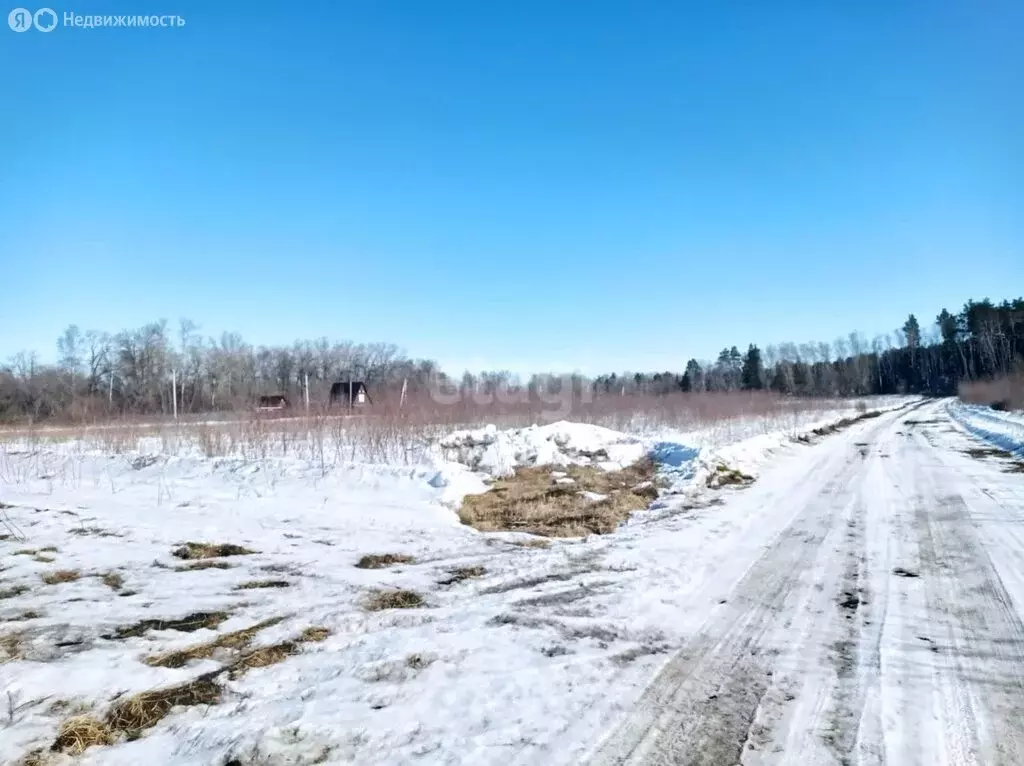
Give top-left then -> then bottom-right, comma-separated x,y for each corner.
2,609 -> 42,622
14,748 -> 55,766
234,579 -> 290,590
300,626 -> 330,642
506,538 -> 551,549
105,611 -> 230,640
230,625 -> 331,677
439,565 -> 487,585
101,572 -> 124,591
106,672 -> 221,738
705,464 -> 755,489
176,560 -> 234,571
355,553 -> 415,569
0,585 -> 29,600
41,570 -> 80,585
143,617 -> 285,668
51,715 -> 115,755
230,641 -> 299,675
68,527 -> 122,538
1,631 -> 25,661
171,542 -> 257,560
364,589 -> 425,611
459,459 -> 659,537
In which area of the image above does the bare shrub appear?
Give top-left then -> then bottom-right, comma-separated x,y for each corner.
959,371 -> 1024,411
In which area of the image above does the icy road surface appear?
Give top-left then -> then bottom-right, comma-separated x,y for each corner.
591,399 -> 1024,766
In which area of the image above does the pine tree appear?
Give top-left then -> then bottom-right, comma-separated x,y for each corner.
741,345 -> 764,390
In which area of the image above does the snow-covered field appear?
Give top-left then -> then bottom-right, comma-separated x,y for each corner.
0,397 -> 917,765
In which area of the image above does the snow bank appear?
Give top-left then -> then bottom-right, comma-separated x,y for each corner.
948,401 -> 1024,456
437,421 -> 647,477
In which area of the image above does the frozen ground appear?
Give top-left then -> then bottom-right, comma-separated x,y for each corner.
7,395 -> 1022,765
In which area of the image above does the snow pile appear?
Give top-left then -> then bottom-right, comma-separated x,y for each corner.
948,401 -> 1024,456
437,421 -> 647,477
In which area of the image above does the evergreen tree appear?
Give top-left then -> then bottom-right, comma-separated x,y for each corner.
741,345 -> 764,390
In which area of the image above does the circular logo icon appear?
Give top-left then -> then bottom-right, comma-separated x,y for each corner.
34,7 -> 57,31
8,7 -> 33,31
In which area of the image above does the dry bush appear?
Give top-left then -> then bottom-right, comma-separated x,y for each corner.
52,715 -> 115,755
171,542 -> 256,560
41,569 -> 80,585
959,371 -> 1024,411
355,553 -> 415,569
364,589 -> 425,611
458,459 -> 658,537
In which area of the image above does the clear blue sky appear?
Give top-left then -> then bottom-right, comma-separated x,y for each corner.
2,0 -> 1021,375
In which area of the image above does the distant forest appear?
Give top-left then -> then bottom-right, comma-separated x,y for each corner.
1,297 -> 1021,422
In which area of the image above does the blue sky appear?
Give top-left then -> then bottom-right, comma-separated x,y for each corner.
1,1 -> 1021,375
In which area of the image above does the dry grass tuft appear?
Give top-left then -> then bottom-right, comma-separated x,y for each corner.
229,623 -> 334,676
14,749 -> 55,766
459,459 -> 659,537
231,641 -> 299,674
39,546 -> 58,553
101,572 -> 124,591
33,554 -> 55,564
705,464 -> 755,489
51,715 -> 115,755
300,626 -> 330,642
171,542 -> 256,560
364,589 -> 425,611
106,673 -> 221,737
439,565 -> 487,585
234,579 -> 290,590
41,570 -> 80,585
1,631 -> 25,661
176,560 -> 235,571
143,617 -> 284,668
106,611 -> 230,640
13,549 -> 36,556
355,553 -> 415,569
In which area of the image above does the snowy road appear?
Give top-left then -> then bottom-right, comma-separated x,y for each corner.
590,400 -> 1024,766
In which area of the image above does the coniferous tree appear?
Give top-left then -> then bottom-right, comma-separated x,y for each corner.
741,345 -> 764,390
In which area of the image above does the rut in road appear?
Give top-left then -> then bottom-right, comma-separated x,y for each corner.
588,411 -> 895,765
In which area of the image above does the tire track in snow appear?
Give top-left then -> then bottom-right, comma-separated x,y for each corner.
587,413 -> 901,765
